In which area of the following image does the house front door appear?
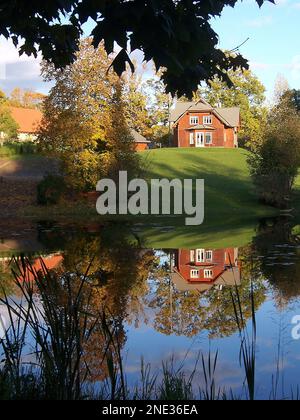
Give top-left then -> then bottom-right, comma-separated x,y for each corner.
196,132 -> 204,148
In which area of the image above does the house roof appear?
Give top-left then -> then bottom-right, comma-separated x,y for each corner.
169,100 -> 212,122
169,100 -> 240,128
9,106 -> 43,134
171,266 -> 241,293
215,107 -> 240,128
130,129 -> 151,143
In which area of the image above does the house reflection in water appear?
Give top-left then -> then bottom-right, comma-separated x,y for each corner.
170,247 -> 241,293
0,253 -> 63,339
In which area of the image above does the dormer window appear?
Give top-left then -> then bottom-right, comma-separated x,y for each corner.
203,116 -> 212,125
190,116 -> 199,125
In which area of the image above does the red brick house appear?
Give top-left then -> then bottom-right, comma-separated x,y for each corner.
169,99 -> 240,148
170,247 -> 241,293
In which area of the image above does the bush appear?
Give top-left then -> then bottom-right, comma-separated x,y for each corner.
249,120 -> 300,209
37,175 -> 66,205
0,142 -> 37,157
248,92 -> 300,209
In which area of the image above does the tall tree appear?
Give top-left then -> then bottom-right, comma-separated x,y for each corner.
196,67 -> 267,150
38,39 -> 119,191
123,70 -> 153,139
10,88 -> 46,109
147,73 -> 174,146
248,90 -> 300,209
0,0 -> 274,97
38,39 -> 139,191
0,90 -> 7,104
273,73 -> 290,104
105,81 -> 140,182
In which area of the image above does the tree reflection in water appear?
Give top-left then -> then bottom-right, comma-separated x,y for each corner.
1,217 -> 300,391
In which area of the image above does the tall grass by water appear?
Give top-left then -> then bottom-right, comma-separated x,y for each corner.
0,256 -> 297,400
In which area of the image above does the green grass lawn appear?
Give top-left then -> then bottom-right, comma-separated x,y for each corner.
129,147 -> 286,248
141,147 -> 279,222
11,147 -> 300,250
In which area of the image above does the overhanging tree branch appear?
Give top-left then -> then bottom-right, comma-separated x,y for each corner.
0,0 -> 275,96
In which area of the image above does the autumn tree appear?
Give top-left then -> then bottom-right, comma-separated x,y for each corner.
38,39 -> 124,191
10,87 -> 45,109
0,105 -> 19,143
123,70 -> 153,139
123,68 -> 175,145
147,73 -> 174,146
196,67 -> 267,150
0,90 -> 7,104
249,90 -> 300,209
105,82 -> 140,182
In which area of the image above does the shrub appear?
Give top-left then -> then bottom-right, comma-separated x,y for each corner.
0,142 -> 36,157
37,174 -> 66,205
248,92 -> 300,209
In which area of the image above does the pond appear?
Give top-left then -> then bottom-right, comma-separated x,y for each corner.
1,217 -> 300,400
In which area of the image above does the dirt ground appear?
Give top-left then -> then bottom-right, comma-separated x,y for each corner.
0,156 -> 60,217
0,177 -> 37,217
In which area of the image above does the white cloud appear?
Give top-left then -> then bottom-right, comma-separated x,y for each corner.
0,36 -> 50,94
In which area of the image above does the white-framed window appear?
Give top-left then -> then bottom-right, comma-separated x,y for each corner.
190,269 -> 199,279
205,251 -> 213,262
190,116 -> 199,125
189,133 -> 194,145
205,133 -> 212,144
204,269 -> 213,279
190,250 -> 195,262
203,116 -> 212,125
196,249 -> 205,263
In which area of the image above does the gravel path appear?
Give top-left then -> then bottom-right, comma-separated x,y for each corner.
0,156 -> 59,180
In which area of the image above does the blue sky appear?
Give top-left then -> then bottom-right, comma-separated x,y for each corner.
212,0 -> 300,98
0,0 -> 299,99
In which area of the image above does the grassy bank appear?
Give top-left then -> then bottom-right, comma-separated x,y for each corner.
8,147 -> 287,249
5,147 -> 296,247
141,148 -> 280,222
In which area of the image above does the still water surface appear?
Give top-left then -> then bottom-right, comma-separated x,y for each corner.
1,218 -> 300,399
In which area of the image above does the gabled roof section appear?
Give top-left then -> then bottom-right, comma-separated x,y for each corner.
169,99 -> 240,128
169,98 -> 213,123
130,129 -> 151,143
215,107 -> 240,128
171,267 -> 240,292
169,101 -> 194,123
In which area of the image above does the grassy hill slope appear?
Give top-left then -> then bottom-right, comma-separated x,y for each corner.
141,148 -> 278,223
